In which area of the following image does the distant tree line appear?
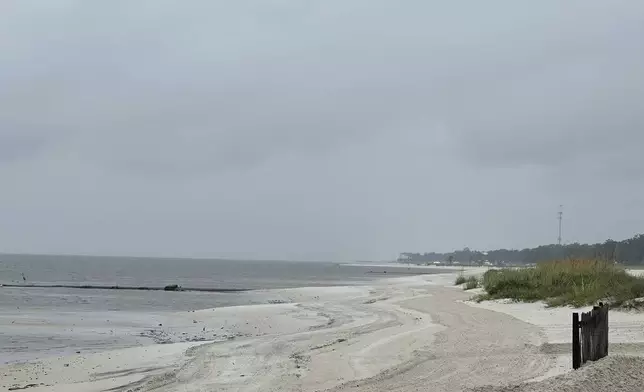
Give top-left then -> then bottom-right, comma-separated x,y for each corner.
400,233 -> 644,265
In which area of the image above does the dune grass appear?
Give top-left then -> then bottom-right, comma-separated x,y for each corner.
476,259 -> 644,307
455,274 -> 479,290
464,275 -> 479,290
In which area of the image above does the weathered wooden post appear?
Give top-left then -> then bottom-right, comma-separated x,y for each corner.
578,303 -> 609,365
581,312 -> 588,363
604,305 -> 609,357
572,312 -> 581,370
595,304 -> 609,359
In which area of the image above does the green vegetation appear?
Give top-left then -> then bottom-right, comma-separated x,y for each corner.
476,259 -> 644,307
401,233 -> 644,265
464,276 -> 479,290
455,274 -> 479,290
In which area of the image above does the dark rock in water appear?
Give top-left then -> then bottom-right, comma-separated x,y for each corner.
164,284 -> 181,291
8,384 -> 40,391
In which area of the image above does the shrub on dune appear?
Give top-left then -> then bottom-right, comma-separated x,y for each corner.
477,259 -> 644,307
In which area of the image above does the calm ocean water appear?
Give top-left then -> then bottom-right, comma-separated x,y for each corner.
1,254 -> 407,289
0,254 -> 449,312
0,255 -> 454,363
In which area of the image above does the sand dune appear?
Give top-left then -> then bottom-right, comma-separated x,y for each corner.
470,356 -> 644,392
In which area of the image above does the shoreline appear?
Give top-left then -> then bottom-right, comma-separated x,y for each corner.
0,265 -> 460,366
0,265 -> 454,365
3,267 -> 642,391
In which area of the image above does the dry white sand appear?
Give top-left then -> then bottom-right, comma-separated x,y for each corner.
3,268 -> 644,392
470,356 -> 644,392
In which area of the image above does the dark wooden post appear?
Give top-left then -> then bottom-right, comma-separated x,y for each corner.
595,306 -> 600,360
586,312 -> 593,360
596,304 -> 609,359
604,305 -> 609,357
581,312 -> 588,363
572,312 -> 581,369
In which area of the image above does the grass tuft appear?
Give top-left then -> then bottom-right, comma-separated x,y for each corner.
455,275 -> 467,285
476,259 -> 644,307
464,276 -> 479,290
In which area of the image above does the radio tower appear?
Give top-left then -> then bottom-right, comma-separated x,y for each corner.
557,205 -> 563,246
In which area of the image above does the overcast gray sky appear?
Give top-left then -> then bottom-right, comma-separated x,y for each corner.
1,1 -> 643,261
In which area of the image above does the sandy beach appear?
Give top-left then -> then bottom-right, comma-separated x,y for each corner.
3,268 -> 644,392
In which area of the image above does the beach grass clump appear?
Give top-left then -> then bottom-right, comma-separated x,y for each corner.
464,275 -> 479,290
454,274 -> 467,285
476,259 -> 644,307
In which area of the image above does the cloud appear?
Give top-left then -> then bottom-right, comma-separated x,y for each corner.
0,132 -> 49,164
0,1 -> 643,258
4,1 -> 643,175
